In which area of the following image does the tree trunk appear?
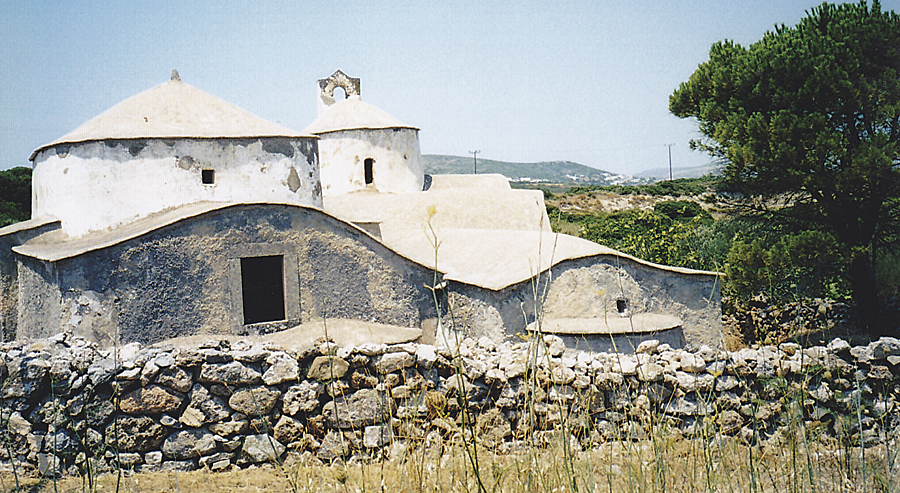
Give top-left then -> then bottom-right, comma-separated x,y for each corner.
847,251 -> 888,336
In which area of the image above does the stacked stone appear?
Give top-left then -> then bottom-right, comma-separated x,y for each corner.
722,297 -> 854,342
0,332 -> 896,475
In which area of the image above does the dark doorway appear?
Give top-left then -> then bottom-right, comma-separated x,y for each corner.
364,158 -> 374,185
240,255 -> 286,324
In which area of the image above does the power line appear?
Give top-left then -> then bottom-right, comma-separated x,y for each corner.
469,150 -> 480,174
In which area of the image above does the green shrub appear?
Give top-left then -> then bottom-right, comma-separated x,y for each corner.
0,166 -> 31,227
725,229 -> 849,302
653,200 -> 712,222
578,208 -> 713,269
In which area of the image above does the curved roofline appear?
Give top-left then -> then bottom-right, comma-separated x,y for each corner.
12,202 -> 721,293
30,134 -> 319,161
0,215 -> 61,238
302,96 -> 418,134
31,78 -> 311,161
308,125 -> 420,136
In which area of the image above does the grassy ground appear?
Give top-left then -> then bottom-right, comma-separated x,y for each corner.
4,432 -> 896,493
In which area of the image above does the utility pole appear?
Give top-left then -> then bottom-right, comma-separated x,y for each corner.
469,150 -> 480,174
666,143 -> 675,181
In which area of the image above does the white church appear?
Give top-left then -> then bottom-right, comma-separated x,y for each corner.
0,70 -> 721,352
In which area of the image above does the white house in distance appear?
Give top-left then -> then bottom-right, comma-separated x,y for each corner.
0,70 -> 722,352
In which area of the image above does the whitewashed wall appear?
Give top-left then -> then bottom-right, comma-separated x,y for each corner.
31,138 -> 321,237
317,128 -> 423,196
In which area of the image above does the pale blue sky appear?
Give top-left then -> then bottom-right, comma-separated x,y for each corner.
3,1 -> 898,174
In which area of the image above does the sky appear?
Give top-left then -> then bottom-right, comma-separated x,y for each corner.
3,1 -> 899,175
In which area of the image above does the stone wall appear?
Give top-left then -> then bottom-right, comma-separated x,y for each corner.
0,331 -> 896,476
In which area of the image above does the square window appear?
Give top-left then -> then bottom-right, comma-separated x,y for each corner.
240,255 -> 286,324
202,169 -> 215,185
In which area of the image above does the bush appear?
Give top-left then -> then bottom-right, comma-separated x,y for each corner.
577,207 -> 714,269
653,200 -> 711,222
0,166 -> 31,227
725,229 -> 849,302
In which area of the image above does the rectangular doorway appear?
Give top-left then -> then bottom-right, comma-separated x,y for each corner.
240,255 -> 286,324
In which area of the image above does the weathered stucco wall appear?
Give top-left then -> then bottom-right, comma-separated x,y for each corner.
31,138 -> 321,237
0,220 -> 61,341
542,256 -> 722,349
15,205 -> 437,346
317,128 -> 423,196
437,254 -> 721,350
10,207 -> 721,350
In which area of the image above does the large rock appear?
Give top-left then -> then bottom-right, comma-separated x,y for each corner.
228,387 -> 282,416
550,365 -> 575,385
199,361 -> 262,385
263,352 -> 300,385
180,384 -> 231,427
87,357 -> 120,385
7,412 -> 31,435
870,337 -> 900,359
664,396 -> 712,416
364,425 -> 393,448
323,388 -> 393,429
162,428 -> 219,460
306,356 -> 350,381
317,431 -> 348,461
106,416 -> 167,453
241,434 -> 286,463
283,381 -> 323,415
273,415 -> 305,444
376,352 -> 416,374
209,419 -> 250,438
46,429 -> 77,455
120,385 -> 184,414
156,366 -> 193,393
637,363 -> 664,382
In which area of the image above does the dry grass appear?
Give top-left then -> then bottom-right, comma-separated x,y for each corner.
4,432 -> 895,493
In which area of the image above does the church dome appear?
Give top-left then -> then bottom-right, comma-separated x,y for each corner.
302,96 -> 418,135
31,71 -> 312,160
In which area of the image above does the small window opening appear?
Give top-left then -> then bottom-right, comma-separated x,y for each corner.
616,298 -> 628,316
202,169 -> 215,185
364,158 -> 374,185
240,255 -> 286,324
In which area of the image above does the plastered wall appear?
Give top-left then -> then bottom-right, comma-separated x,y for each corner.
317,129 -> 423,196
31,138 -> 321,237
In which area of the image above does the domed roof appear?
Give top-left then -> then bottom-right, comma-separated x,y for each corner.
301,96 -> 418,135
31,73 -> 312,160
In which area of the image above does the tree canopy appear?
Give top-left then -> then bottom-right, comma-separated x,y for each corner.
670,1 -> 900,329
0,167 -> 31,227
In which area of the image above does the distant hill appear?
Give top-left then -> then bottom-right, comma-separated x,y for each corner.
633,162 -> 721,181
422,154 -> 650,186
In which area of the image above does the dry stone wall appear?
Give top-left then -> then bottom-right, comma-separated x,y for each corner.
0,332 -> 897,476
